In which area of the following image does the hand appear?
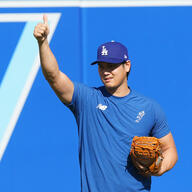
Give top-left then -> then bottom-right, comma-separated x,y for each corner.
133,160 -> 152,177
33,14 -> 50,43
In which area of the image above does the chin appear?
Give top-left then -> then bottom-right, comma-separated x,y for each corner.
102,80 -> 117,90
104,83 -> 117,91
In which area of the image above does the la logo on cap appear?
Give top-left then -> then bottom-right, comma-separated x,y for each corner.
101,46 -> 108,56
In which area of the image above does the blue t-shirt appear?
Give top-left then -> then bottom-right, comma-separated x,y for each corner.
67,82 -> 170,192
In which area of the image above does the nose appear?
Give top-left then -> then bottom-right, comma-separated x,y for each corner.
104,71 -> 110,75
98,64 -> 111,76
102,69 -> 110,76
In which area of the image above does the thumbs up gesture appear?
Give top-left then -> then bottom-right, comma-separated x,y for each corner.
33,15 -> 50,43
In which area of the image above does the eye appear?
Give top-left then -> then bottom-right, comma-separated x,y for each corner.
108,64 -> 118,70
98,64 -> 104,69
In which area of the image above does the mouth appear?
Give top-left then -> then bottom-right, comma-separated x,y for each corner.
103,77 -> 113,83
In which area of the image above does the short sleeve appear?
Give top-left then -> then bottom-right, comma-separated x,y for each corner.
150,102 -> 170,138
66,82 -> 93,118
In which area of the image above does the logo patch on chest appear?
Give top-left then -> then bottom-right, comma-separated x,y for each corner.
96,104 -> 108,111
135,111 -> 145,123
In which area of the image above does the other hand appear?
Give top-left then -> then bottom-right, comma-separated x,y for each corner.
33,14 -> 50,43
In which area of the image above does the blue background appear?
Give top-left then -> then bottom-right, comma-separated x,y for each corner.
0,5 -> 191,192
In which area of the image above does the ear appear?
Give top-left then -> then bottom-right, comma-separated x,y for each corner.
124,60 -> 131,73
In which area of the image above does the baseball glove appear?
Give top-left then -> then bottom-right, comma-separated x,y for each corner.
130,136 -> 163,176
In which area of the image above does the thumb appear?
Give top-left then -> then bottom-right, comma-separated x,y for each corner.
43,14 -> 48,24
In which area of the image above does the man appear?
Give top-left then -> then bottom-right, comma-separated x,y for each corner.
33,15 -> 178,192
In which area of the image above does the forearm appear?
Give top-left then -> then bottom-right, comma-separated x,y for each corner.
156,147 -> 178,176
38,39 -> 59,83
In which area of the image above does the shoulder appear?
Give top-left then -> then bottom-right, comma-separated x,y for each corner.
131,90 -> 165,116
73,82 -> 105,96
68,82 -> 104,110
131,90 -> 159,106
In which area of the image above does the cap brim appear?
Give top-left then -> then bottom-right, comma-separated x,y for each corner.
91,61 -> 99,65
91,60 -> 127,65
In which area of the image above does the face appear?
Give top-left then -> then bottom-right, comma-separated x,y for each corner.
98,61 -> 130,91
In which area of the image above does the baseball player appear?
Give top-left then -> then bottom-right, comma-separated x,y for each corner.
33,15 -> 178,192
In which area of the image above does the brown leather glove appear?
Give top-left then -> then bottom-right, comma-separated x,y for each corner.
130,136 -> 163,176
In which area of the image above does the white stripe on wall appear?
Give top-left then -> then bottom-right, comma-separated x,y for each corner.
0,13 -> 61,160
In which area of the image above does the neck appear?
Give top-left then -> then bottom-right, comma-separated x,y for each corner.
106,83 -> 130,97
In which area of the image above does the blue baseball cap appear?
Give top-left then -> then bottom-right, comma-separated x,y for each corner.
91,41 -> 129,65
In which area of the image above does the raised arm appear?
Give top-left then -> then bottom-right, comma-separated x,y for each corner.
33,15 -> 74,104
156,132 -> 178,176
